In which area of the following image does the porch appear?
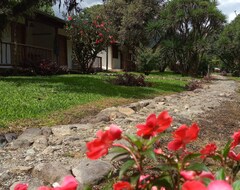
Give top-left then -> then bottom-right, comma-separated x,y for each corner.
0,41 -> 53,67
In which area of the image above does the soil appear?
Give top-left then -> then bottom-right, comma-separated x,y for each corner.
1,75 -> 240,189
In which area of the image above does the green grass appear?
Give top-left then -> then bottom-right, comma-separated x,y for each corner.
0,72 -> 190,130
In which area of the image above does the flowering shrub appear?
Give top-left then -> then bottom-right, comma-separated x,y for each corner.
86,111 -> 240,190
66,13 -> 115,73
14,111 -> 240,190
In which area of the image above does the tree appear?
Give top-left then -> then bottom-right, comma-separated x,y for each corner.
66,13 -> 115,73
216,15 -> 240,76
0,0 -> 81,38
148,0 -> 226,76
103,0 -> 163,71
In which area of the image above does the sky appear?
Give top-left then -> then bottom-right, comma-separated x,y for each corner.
54,0 -> 240,22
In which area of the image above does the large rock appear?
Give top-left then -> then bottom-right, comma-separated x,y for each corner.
32,162 -> 71,184
72,159 -> 113,186
118,107 -> 135,116
11,128 -> 42,149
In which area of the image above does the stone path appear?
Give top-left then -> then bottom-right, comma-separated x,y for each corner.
0,75 -> 238,190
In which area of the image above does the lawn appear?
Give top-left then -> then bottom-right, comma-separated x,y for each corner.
0,72 -> 190,131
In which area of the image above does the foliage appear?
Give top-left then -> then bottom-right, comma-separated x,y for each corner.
86,111 -> 240,190
103,0 -> 163,70
66,13 -> 115,73
136,46 -> 161,75
216,15 -> 240,77
0,0 -> 82,38
148,0 -> 226,76
110,73 -> 151,87
185,80 -> 202,91
0,72 -> 189,128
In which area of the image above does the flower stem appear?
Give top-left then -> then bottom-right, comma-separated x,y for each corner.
112,143 -> 143,173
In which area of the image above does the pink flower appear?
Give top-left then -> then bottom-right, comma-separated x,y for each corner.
199,171 -> 215,181
207,180 -> 232,190
180,170 -> 196,180
67,16 -> 72,21
38,176 -> 78,190
182,180 -> 207,190
228,150 -> 240,161
14,184 -> 28,190
136,111 -> 172,138
168,123 -> 199,151
113,181 -> 132,190
231,130 -> 240,148
154,148 -> 164,155
86,125 -> 122,159
200,143 -> 217,159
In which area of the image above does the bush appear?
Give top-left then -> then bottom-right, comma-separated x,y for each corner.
136,46 -> 160,75
110,73 -> 151,87
185,80 -> 202,91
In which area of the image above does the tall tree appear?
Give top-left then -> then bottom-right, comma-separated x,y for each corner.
217,15 -> 240,76
148,0 -> 226,76
103,0 -> 163,71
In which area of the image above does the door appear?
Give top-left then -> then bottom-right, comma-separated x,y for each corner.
57,35 -> 67,66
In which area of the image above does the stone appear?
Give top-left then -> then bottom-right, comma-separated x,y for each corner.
4,133 -> 17,143
52,126 -> 72,137
41,127 -> 52,137
118,107 -> 135,116
0,135 -> 7,147
72,159 -> 113,186
128,102 -> 141,112
32,162 -> 71,184
26,149 -> 36,156
11,128 -> 42,149
33,136 -> 48,150
10,166 -> 33,174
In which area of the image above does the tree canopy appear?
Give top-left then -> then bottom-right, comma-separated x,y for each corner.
148,0 -> 226,76
217,15 -> 240,76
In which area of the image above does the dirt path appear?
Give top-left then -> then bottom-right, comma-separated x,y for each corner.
0,75 -> 239,189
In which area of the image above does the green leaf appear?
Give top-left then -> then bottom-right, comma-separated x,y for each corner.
125,134 -> 142,149
211,155 -> 223,162
222,140 -> 231,158
110,146 -> 129,154
186,163 -> 209,171
119,160 -> 135,179
152,175 -> 173,189
146,136 -> 159,147
141,147 -> 157,161
215,168 -> 225,180
110,152 -> 129,162
182,153 -> 201,164
153,164 -> 178,172
233,180 -> 240,190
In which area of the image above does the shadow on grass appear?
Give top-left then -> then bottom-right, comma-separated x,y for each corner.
0,74 -> 185,99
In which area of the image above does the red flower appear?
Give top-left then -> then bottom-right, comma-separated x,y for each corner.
67,16 -> 73,21
200,143 -> 217,159
207,180 -> 232,190
113,181 -> 132,190
168,123 -> 199,151
182,180 -> 207,190
228,150 -> 240,161
38,176 -> 78,190
230,130 -> 240,148
136,111 -> 172,138
98,33 -> 103,37
14,184 -> 28,190
86,125 -> 122,159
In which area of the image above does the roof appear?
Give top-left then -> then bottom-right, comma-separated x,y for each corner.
32,10 -> 66,28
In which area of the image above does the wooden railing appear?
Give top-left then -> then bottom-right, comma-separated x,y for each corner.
0,41 -> 53,66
